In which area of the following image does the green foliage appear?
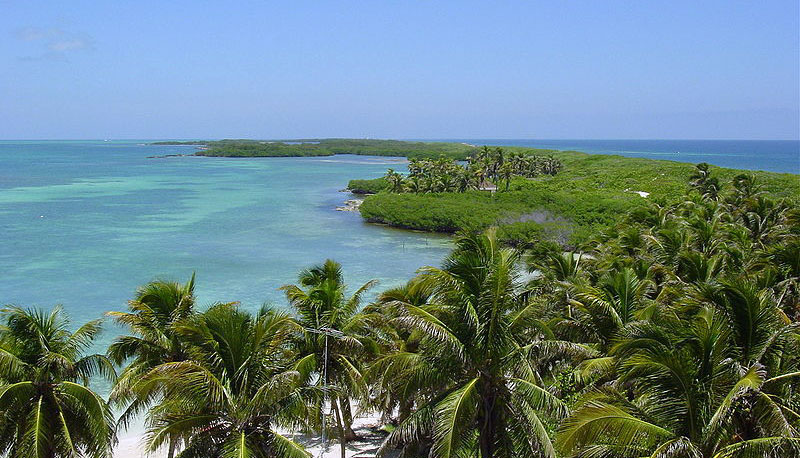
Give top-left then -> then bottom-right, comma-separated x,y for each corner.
381,149 -> 563,195
375,229 -> 581,458
547,171 -> 800,458
2,160 -> 799,458
183,139 -> 478,159
495,221 -> 546,248
0,306 -> 116,458
361,191 -> 514,232
135,304 -> 312,458
347,177 -> 388,194
281,259 -> 378,447
107,274 -> 199,434
359,152 -> 800,246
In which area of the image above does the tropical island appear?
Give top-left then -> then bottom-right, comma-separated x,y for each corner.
152,138 -> 478,159
5,0 -> 798,456
2,166 -> 799,457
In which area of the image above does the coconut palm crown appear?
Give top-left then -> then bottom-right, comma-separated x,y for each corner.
0,306 -> 116,458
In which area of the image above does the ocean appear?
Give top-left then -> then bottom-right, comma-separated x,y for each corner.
0,140 -> 451,351
441,139 -> 799,174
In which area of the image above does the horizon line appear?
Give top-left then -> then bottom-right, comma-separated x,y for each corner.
1,137 -> 798,142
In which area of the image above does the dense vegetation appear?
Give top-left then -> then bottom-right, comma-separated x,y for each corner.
154,139 -> 479,160
347,147 -> 561,195
347,177 -> 388,194
360,154 -> 800,247
378,146 -> 562,194
1,169 -> 798,457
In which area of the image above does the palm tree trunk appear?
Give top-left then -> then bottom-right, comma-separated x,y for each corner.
167,437 -> 176,458
339,396 -> 358,441
479,394 -> 497,458
331,398 -> 347,458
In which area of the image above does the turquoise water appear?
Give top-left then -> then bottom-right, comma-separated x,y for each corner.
0,141 -> 451,347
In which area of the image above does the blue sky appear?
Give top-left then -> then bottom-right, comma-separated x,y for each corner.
1,1 -> 798,139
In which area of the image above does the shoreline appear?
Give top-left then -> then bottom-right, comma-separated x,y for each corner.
113,411 -> 393,458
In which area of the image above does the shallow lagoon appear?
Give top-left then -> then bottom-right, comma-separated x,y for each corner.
0,141 -> 452,351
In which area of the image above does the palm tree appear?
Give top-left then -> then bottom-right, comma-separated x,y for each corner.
546,170 -> 800,457
364,277 -> 434,426
498,162 -> 514,191
570,268 -> 655,350
407,159 -> 423,177
689,162 -> 722,200
135,303 -> 312,458
471,166 -> 488,189
728,173 -> 763,205
385,168 -> 405,193
557,303 -> 800,458
379,229 -> 586,458
768,240 -> 800,320
404,176 -> 423,194
107,274 -> 197,458
281,260 -> 377,457
0,306 -> 116,458
529,251 -> 587,321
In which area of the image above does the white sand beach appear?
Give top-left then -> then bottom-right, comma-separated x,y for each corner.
113,412 -> 393,458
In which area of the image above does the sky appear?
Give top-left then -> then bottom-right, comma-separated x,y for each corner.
1,1 -> 798,140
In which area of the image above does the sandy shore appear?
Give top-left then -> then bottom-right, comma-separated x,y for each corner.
113,413 -> 394,458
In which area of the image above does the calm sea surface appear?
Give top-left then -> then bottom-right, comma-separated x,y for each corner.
0,141 -> 451,352
440,139 -> 799,174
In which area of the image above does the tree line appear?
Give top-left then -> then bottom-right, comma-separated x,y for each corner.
187,139 -> 477,159
384,146 -> 563,193
1,165 -> 798,457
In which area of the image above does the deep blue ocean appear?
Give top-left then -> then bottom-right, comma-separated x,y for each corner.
438,139 -> 799,174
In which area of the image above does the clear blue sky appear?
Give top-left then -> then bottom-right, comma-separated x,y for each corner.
1,1 -> 798,140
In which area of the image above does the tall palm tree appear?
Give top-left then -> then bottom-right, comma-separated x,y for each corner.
768,240 -> 800,320
364,277 -> 434,425
0,306 -> 116,458
498,162 -> 514,191
135,303 -> 312,458
281,260 -> 377,457
404,176 -> 423,194
379,229 -> 586,458
107,274 -> 197,458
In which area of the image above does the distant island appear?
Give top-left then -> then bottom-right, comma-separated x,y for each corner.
152,138 -> 478,159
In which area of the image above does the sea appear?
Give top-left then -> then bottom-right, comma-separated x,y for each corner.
437,139 -> 800,174
0,139 -> 796,343
0,141 -> 453,351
